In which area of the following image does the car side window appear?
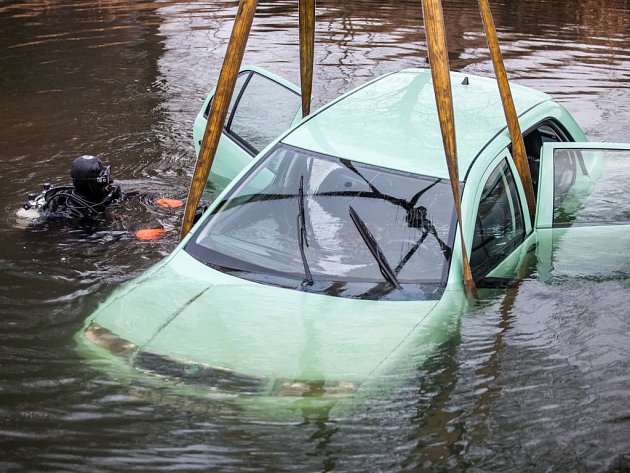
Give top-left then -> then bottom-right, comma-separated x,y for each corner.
470,158 -> 526,279
523,122 -> 567,198
226,72 -> 301,155
203,72 -> 249,120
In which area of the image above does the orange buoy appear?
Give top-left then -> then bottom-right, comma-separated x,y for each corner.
155,198 -> 184,208
135,228 -> 168,240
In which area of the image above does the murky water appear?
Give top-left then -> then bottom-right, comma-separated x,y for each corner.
1,0 -> 630,471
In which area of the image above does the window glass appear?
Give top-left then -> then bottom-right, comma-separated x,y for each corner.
204,71 -> 250,120
470,158 -> 525,278
539,124 -> 563,143
228,73 -> 301,154
553,149 -> 630,226
523,122 -> 565,198
185,144 -> 457,301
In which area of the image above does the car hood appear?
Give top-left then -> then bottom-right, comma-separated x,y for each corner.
86,250 -> 459,385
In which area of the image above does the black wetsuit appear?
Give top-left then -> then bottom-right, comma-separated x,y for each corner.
38,184 -> 122,219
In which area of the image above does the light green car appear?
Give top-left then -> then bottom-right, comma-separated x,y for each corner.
79,67 -> 630,408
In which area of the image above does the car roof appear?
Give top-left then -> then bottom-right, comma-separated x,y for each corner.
282,68 -> 551,180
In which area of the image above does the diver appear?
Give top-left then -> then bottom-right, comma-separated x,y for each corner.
20,155 -> 122,220
17,154 -> 209,240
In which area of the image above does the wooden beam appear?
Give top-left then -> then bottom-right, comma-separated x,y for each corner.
421,0 -> 476,295
478,0 -> 536,221
299,0 -> 315,117
180,0 -> 258,240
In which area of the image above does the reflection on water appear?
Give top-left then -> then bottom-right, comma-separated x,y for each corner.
1,0 -> 629,471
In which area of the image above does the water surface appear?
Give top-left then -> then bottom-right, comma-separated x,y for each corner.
1,0 -> 629,471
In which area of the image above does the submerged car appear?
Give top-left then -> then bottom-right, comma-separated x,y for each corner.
80,67 -> 630,402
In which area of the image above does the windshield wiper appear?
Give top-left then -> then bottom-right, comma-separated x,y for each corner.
297,175 -> 313,285
348,205 -> 401,289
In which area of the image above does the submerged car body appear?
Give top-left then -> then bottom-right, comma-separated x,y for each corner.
81,67 -> 630,403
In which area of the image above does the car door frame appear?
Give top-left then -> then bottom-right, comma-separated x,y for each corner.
192,66 -> 304,189
463,147 -> 535,287
535,141 -> 630,229
535,141 -> 630,282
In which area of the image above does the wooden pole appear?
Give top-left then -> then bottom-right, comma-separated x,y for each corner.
421,0 -> 476,295
180,0 -> 258,240
299,0 -> 315,117
478,0 -> 536,221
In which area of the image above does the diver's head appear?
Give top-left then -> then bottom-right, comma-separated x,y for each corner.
70,155 -> 112,201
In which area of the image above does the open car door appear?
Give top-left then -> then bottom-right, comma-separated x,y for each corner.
193,66 -> 304,189
535,142 -> 630,283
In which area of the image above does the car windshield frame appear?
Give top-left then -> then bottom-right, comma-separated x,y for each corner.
185,144 -> 458,301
